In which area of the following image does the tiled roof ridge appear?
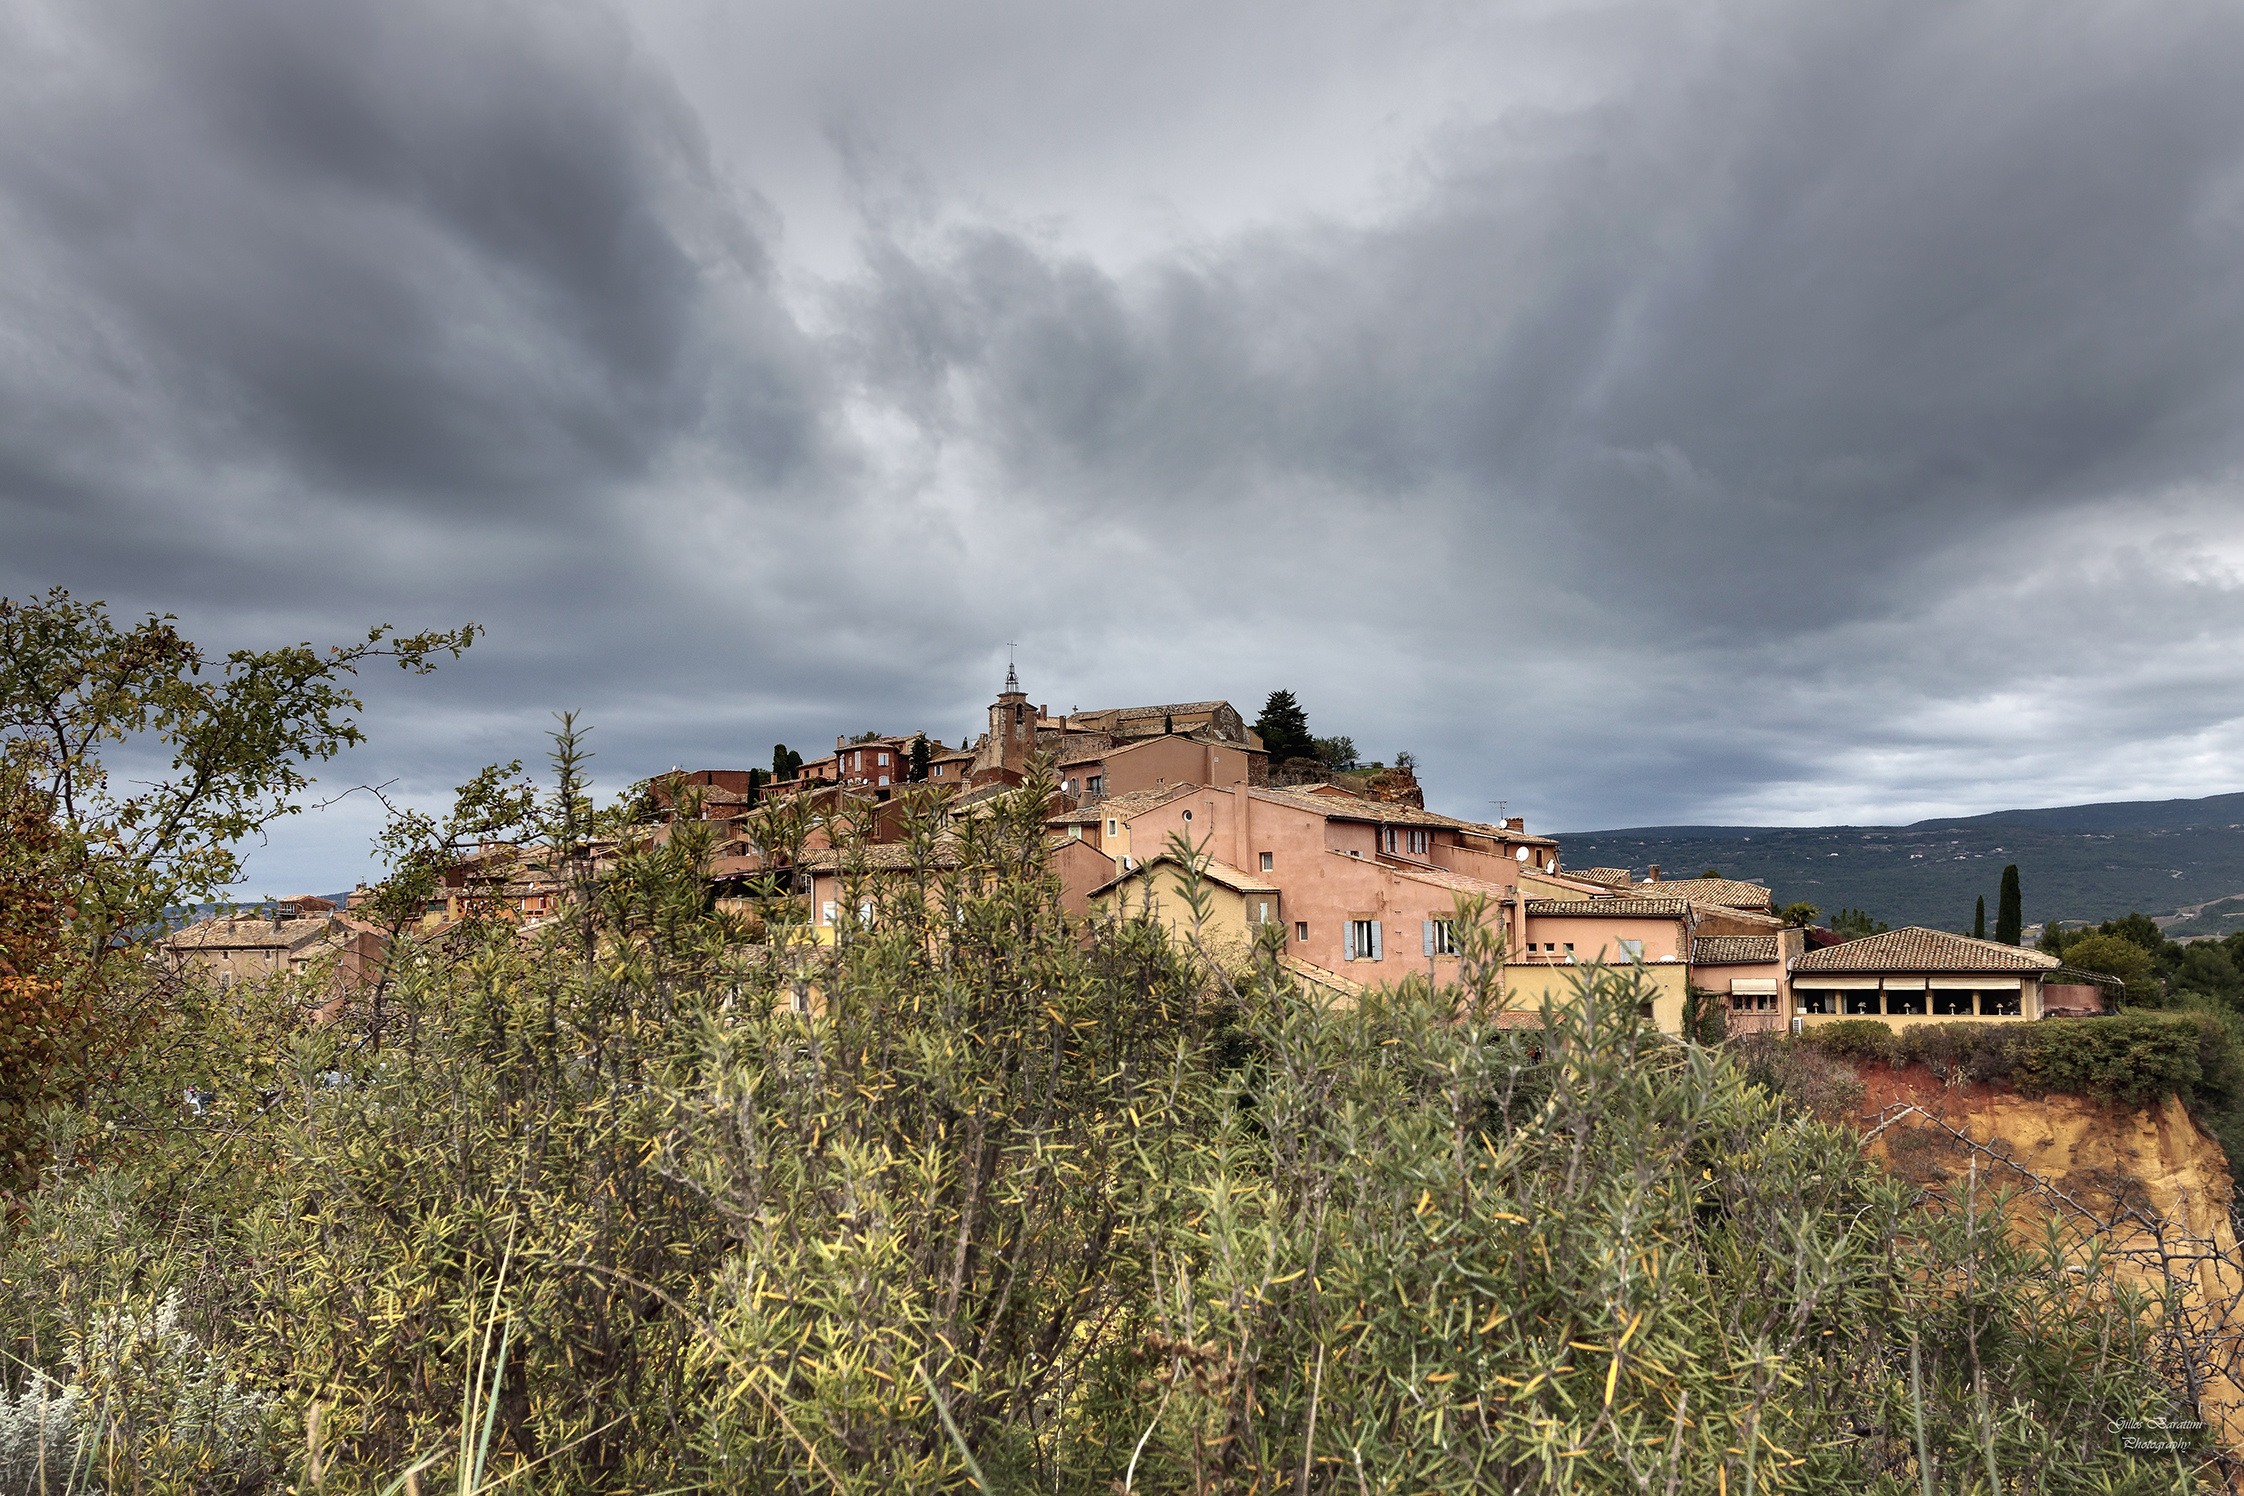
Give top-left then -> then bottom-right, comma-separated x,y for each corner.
163,914 -> 341,948
1371,858 -> 1514,897
1248,785 -> 1474,829
1634,876 -> 1775,907
1692,935 -> 1781,964
1090,851 -> 1280,899
1524,897 -> 1693,917
1792,926 -> 2061,973
1048,783 -> 1199,823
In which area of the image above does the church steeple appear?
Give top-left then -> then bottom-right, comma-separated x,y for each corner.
989,662 -> 1034,780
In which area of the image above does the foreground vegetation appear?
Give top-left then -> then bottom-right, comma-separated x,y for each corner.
0,779 -> 2227,1492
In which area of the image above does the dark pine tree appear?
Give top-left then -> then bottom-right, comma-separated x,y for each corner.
1252,689 -> 1314,765
747,768 -> 763,808
1996,864 -> 2023,946
1974,895 -> 1986,940
909,735 -> 931,783
772,743 -> 791,781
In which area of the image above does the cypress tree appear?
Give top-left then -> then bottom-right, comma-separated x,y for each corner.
909,735 -> 931,783
1974,896 -> 1986,940
1996,864 -> 2022,945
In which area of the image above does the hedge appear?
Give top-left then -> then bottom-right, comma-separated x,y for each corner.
1798,1011 -> 2243,1112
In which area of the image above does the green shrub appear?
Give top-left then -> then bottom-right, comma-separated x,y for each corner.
0,755 -> 2224,1492
1802,1012 -> 2242,1114
1805,1018 -> 1899,1062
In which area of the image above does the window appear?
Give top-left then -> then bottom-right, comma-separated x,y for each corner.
1425,920 -> 1457,957
1562,942 -> 1575,962
1382,827 -> 1398,853
1107,819 -> 1119,837
1069,824 -> 1082,839
1295,922 -> 1309,941
1616,939 -> 1644,961
1931,990 -> 1973,1015
1411,829 -> 1429,856
1346,919 -> 1383,962
1884,989 -> 1926,1015
1182,809 -> 1193,822
1254,899 -> 1273,924
1798,990 -> 1834,1014
1260,852 -> 1274,871
1843,992 -> 1879,1015
1088,775 -> 1103,795
934,765 -> 945,777
878,775 -> 889,787
1982,990 -> 2021,1016
859,900 -> 875,927
822,901 -> 837,925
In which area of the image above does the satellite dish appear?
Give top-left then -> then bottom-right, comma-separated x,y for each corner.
1515,847 -> 1531,862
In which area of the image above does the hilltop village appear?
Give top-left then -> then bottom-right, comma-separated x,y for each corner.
165,670 -> 2123,1035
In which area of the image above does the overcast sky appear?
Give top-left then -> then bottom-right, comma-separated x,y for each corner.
6,0 -> 2244,893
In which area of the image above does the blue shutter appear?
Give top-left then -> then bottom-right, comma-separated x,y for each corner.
1422,921 -> 1434,957
1343,923 -> 1356,961
1370,921 -> 1383,961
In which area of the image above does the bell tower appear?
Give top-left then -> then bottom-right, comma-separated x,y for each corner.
989,662 -> 1034,780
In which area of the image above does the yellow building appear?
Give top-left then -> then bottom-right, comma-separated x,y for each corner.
1088,852 -> 1282,964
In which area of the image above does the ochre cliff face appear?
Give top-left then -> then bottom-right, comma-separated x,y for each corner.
1848,1063 -> 2244,1448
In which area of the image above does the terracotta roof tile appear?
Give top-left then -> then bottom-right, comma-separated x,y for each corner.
1692,935 -> 1780,964
1524,897 -> 1692,918
1572,868 -> 1636,887
1792,928 -> 2060,973
1048,784 -> 1198,824
1350,854 -> 1511,899
1091,854 -> 1281,899
1280,954 -> 1365,1001
1636,877 -> 1774,908
163,915 -> 338,950
1249,785 -> 1477,830
797,840 -> 966,872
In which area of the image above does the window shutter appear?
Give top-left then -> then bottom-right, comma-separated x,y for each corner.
1343,923 -> 1356,962
1422,921 -> 1434,957
1370,921 -> 1383,961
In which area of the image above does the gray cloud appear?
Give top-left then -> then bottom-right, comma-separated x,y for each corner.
4,0 -> 2244,892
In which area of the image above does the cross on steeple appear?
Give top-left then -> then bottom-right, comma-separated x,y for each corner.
1004,641 -> 1020,693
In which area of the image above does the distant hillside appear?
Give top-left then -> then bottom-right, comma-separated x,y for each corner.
1556,791 -> 2244,933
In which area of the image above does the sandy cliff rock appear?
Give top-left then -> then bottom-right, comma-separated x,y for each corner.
1850,1063 -> 2244,1449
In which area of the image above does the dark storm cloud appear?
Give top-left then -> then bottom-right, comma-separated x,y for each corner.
0,0 -> 821,516
6,0 -> 2244,890
0,0 -> 867,830
831,0 -> 2244,827
849,0 -> 2244,620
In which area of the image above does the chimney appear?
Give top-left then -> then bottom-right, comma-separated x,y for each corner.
1505,816 -> 1525,833
1646,864 -> 1661,883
